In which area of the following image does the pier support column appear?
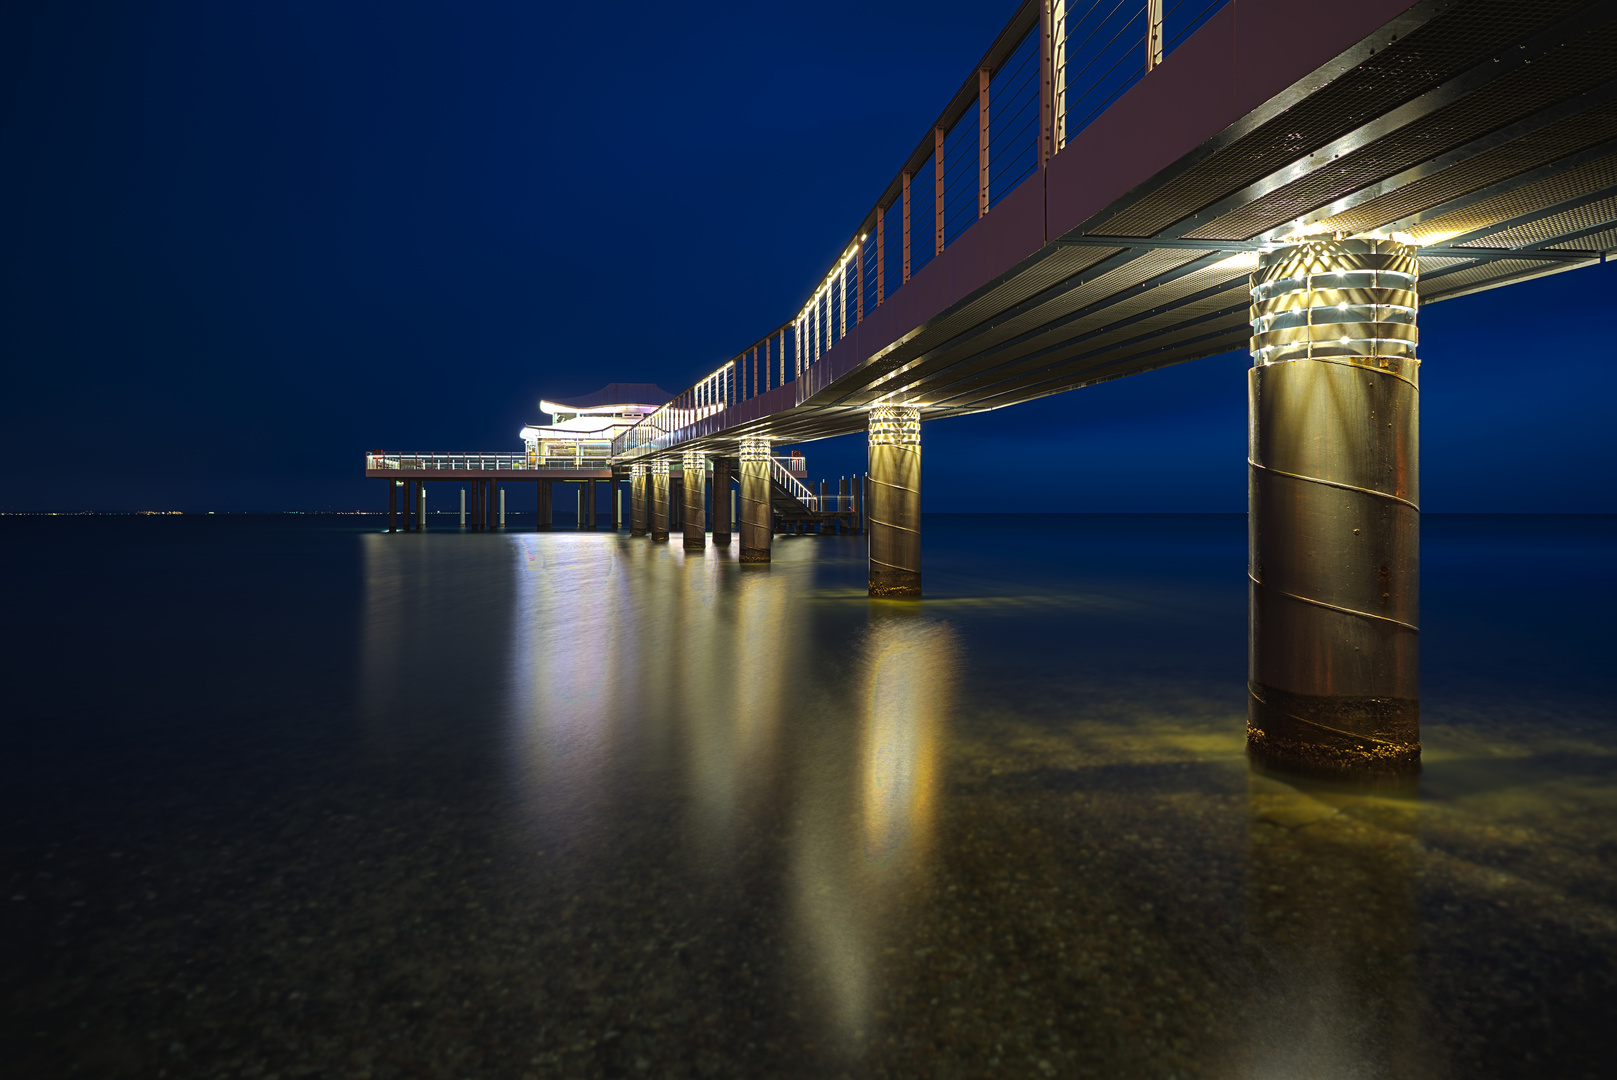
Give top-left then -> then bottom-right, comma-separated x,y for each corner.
388,480 -> 397,532
630,465 -> 647,536
418,483 -> 427,530
611,477 -> 621,531
650,460 -> 670,542
711,457 -> 732,546
739,436 -> 772,563
587,479 -> 597,530
405,480 -> 416,532
683,450 -> 706,550
1247,238 -> 1420,775
868,405 -> 921,598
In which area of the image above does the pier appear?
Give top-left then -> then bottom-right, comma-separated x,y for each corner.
365,0 -> 1617,774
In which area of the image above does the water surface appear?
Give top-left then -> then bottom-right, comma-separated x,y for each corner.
3,514 -> 1613,1078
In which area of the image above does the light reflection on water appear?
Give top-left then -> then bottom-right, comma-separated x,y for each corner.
4,515 -> 1613,1079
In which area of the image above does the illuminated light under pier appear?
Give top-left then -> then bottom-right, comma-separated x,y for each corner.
1247,238 -> 1420,776
711,457 -> 732,546
650,460 -> 671,543
739,436 -> 772,564
629,464 -> 647,537
683,450 -> 707,551
867,405 -> 922,599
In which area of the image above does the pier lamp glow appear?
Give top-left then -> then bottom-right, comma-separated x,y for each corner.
1246,238 -> 1421,774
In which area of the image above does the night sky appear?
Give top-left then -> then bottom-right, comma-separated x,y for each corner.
2,0 -> 1612,513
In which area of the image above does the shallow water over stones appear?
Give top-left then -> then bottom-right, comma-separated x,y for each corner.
2,513 -> 1613,1078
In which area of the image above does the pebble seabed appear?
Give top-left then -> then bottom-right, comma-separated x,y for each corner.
2,516 -> 1614,1079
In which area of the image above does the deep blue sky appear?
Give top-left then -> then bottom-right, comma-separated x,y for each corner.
2,0 -> 1612,513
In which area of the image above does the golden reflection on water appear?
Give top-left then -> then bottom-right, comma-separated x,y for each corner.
793,610 -> 959,1039
507,536 -> 626,840
1239,766 -> 1425,1079
676,548 -> 788,864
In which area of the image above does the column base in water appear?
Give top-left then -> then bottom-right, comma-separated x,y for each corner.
739,436 -> 771,563
1247,685 -> 1421,776
867,405 -> 921,598
1247,239 -> 1421,776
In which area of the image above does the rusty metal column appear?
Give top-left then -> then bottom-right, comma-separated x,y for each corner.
630,464 -> 647,536
712,457 -> 732,545
1247,238 -> 1420,775
682,450 -> 706,550
868,405 -> 921,598
650,460 -> 670,542
739,436 -> 771,563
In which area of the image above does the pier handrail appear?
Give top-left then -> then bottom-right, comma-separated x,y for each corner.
771,458 -> 818,511
608,0 -> 1230,463
366,452 -> 606,472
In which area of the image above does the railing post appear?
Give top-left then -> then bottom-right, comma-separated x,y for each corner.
902,170 -> 912,283
1146,0 -> 1164,72
876,206 -> 886,305
856,241 -> 865,324
1042,1 -> 1057,163
839,260 -> 848,340
979,67 -> 991,216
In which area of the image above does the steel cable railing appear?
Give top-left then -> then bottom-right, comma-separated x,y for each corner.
610,1 -> 1233,464
365,452 -> 611,472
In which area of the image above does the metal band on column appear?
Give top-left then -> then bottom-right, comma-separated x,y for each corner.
650,460 -> 670,542
868,404 -> 921,598
682,450 -> 706,550
1248,238 -> 1420,774
629,464 -> 647,536
739,436 -> 771,563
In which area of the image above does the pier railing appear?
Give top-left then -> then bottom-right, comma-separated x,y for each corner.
367,452 -> 607,472
610,0 -> 1230,462
772,459 -> 819,510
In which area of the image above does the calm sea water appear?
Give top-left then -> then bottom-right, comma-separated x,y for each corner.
3,514 -> 1613,1079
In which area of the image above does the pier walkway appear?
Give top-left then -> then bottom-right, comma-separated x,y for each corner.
367,0 -> 1617,772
